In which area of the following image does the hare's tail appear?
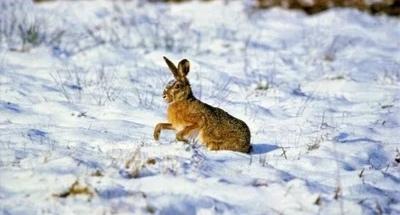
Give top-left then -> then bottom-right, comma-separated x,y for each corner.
248,144 -> 253,154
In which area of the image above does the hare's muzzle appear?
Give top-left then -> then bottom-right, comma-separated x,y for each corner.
162,90 -> 169,102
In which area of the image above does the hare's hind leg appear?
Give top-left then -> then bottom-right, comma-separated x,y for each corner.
207,140 -> 250,153
154,123 -> 174,140
221,141 -> 251,153
205,140 -> 223,151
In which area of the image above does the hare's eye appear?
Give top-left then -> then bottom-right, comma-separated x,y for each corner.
175,83 -> 182,89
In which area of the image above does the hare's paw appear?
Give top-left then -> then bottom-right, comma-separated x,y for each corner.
153,131 -> 160,141
153,123 -> 174,141
153,126 -> 161,141
176,133 -> 189,144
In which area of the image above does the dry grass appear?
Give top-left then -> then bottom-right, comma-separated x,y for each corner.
53,180 -> 94,199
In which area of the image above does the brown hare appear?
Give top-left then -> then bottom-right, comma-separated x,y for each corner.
153,57 -> 251,153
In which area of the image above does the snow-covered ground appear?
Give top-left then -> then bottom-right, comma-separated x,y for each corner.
1,0 -> 400,214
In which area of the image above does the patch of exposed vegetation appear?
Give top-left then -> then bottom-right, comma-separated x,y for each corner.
53,180 -> 94,199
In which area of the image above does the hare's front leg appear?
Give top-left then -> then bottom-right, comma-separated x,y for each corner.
176,125 -> 198,144
154,123 -> 174,140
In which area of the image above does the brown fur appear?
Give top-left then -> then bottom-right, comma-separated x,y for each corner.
154,57 -> 251,153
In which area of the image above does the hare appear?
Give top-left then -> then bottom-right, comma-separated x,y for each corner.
153,56 -> 251,153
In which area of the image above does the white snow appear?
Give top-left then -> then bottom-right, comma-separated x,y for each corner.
0,0 -> 399,214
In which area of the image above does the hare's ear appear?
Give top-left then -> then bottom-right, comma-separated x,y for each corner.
163,56 -> 179,79
178,59 -> 190,77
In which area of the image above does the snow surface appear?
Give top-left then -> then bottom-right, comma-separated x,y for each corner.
1,0 -> 400,214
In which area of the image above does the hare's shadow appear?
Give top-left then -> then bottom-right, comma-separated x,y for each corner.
251,143 -> 279,155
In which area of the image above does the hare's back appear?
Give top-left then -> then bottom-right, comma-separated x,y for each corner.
201,102 -> 249,134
